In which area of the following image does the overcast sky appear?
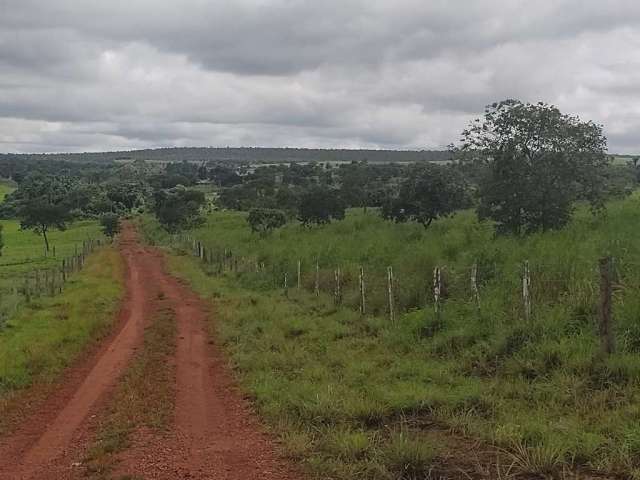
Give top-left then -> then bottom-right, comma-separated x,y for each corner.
2,0 -> 640,154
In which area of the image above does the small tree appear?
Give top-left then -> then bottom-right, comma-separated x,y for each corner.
382,164 -> 470,227
100,213 -> 120,239
247,208 -> 287,236
19,199 -> 70,252
153,186 -> 205,233
297,187 -> 346,226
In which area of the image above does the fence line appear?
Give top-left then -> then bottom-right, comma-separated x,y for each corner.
173,234 -> 620,356
0,238 -> 104,326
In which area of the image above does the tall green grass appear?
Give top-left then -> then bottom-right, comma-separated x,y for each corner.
144,193 -> 640,478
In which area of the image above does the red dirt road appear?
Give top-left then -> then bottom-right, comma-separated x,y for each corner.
0,224 -> 300,480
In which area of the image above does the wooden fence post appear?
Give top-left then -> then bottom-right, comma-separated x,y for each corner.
334,268 -> 341,306
387,266 -> 395,323
315,261 -> 320,297
284,272 -> 288,296
522,261 -> 531,321
433,266 -> 441,318
471,262 -> 481,313
599,256 -> 615,355
297,260 -> 302,290
359,266 -> 366,315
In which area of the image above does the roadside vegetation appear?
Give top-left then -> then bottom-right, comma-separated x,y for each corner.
142,191 -> 640,478
0,247 -> 123,431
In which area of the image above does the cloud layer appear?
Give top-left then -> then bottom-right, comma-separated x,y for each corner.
2,0 -> 640,153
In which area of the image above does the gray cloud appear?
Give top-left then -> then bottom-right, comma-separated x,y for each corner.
1,0 -> 640,153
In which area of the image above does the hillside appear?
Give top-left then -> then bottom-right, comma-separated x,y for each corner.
0,147 -> 451,165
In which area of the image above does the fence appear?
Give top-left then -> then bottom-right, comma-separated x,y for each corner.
0,238 -> 103,326
173,234 -> 622,357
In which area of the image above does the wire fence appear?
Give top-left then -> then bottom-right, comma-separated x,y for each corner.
0,238 -> 104,327
173,234 -> 624,356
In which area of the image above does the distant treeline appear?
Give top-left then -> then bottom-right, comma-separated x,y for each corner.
0,147 -> 451,165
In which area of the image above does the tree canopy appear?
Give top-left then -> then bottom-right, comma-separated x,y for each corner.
457,99 -> 608,234
19,199 -> 70,251
297,187 -> 346,226
382,164 -> 469,227
153,186 -> 205,233
247,208 -> 287,236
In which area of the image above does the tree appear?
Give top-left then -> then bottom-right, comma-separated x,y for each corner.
19,199 -> 71,251
100,213 -> 120,239
153,186 -> 205,233
297,187 -> 346,226
247,208 -> 287,236
382,164 -> 470,227
457,99 -> 608,234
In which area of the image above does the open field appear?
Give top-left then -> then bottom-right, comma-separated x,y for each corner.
141,193 -> 640,478
0,220 -> 105,320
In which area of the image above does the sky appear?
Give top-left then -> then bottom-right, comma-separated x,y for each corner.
2,0 -> 640,154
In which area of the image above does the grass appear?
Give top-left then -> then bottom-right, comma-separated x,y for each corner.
0,247 -> 123,402
0,219 -> 105,324
141,193 -> 640,478
0,219 -> 103,275
0,181 -> 16,202
84,305 -> 176,478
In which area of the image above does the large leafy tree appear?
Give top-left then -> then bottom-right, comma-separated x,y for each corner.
153,186 -> 205,233
382,164 -> 470,227
297,187 -> 346,226
457,100 -> 608,234
247,208 -> 287,236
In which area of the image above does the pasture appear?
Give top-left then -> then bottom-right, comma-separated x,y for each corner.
143,193 -> 640,478
0,219 -> 105,323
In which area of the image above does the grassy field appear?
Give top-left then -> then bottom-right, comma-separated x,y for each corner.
0,219 -> 105,321
0,181 -> 15,201
0,247 -> 124,428
143,193 -> 640,479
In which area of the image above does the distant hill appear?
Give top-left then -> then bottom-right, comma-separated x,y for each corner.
1,147 -> 451,164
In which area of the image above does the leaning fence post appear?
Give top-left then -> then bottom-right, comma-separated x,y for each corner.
387,266 -> 395,323
433,266 -> 442,319
359,266 -> 366,315
599,256 -> 615,355
471,262 -> 481,313
522,261 -> 531,321
315,261 -> 320,297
